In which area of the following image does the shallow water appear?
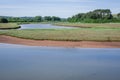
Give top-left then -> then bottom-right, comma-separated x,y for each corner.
0,43 -> 120,80
20,24 -> 76,29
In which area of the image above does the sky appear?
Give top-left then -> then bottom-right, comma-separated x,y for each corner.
0,0 -> 120,18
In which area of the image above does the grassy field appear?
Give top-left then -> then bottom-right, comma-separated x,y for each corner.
0,29 -> 120,41
0,23 -> 20,29
0,22 -> 120,41
53,22 -> 120,29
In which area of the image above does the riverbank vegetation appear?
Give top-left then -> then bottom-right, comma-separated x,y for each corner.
0,29 -> 120,41
0,23 -> 20,29
0,9 -> 120,23
0,18 -> 8,23
0,16 -> 62,23
68,9 -> 120,23
53,23 -> 120,29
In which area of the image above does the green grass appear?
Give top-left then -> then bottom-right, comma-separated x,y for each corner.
53,22 -> 120,29
0,29 -> 120,41
0,23 -> 20,29
0,22 -> 120,41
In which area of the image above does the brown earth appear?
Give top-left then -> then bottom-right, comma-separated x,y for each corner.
0,35 -> 120,48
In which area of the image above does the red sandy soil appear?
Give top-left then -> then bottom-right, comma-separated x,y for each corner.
0,35 -> 120,48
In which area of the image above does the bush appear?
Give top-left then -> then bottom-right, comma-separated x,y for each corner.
0,18 -> 8,23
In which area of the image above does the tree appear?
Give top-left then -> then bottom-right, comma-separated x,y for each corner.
34,16 -> 42,22
67,9 -> 113,23
44,16 -> 52,21
52,16 -> 61,21
0,18 -> 8,23
104,9 -> 113,19
117,13 -> 120,18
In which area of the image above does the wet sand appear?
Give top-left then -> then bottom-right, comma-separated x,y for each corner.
0,35 -> 120,48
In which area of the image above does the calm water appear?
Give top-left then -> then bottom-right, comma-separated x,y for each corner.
0,43 -> 120,80
20,24 -> 76,29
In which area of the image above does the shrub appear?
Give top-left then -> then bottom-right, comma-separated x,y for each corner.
0,18 -> 8,23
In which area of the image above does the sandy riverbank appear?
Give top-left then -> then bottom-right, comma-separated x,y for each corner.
0,35 -> 120,48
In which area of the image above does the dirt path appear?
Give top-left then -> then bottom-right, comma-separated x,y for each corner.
0,35 -> 120,48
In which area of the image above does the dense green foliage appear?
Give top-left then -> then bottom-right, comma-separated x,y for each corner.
44,16 -> 61,21
0,9 -> 120,23
34,16 -> 42,22
0,18 -> 8,23
44,16 -> 52,21
0,16 -> 61,22
68,9 -> 120,23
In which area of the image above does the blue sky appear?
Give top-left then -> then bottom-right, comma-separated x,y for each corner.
0,0 -> 120,18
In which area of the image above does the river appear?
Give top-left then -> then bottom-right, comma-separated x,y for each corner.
0,43 -> 120,80
20,24 -> 76,29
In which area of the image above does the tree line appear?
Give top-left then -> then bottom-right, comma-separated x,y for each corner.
0,9 -> 120,23
68,9 -> 120,23
0,16 -> 61,23
0,18 -> 8,23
